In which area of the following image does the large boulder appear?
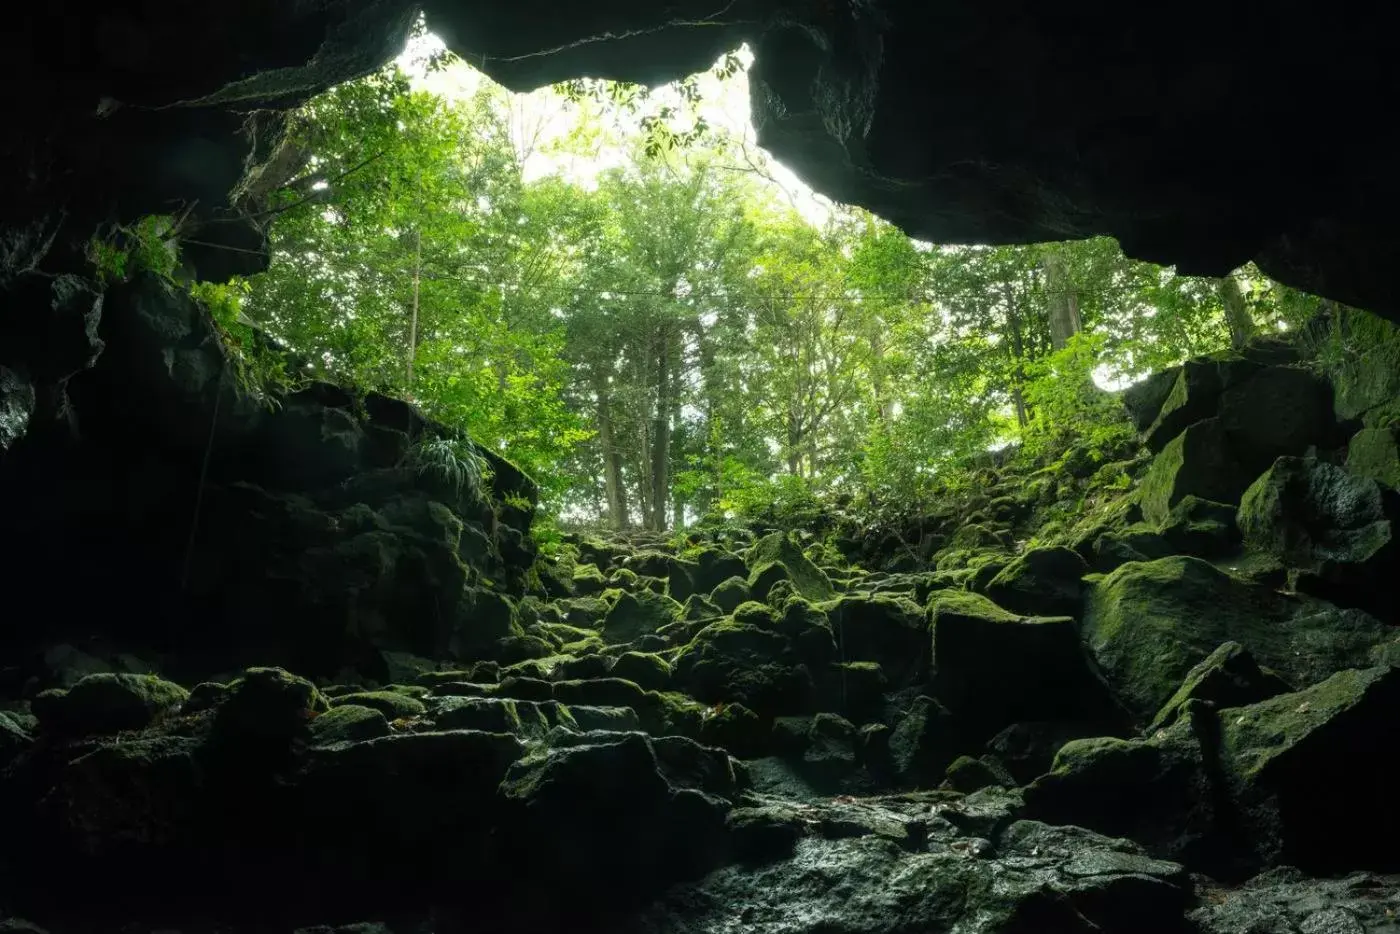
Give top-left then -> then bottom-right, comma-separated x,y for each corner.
31,673 -> 189,736
1139,418 -> 1250,524
745,532 -> 834,602
1217,366 -> 1333,474
672,615 -> 812,714
1081,556 -> 1389,721
983,545 -> 1089,618
929,590 -> 1126,747
636,802 -> 1190,934
602,590 -> 684,644
1237,456 -> 1400,616
824,594 -> 927,686
1143,358 -> 1258,452
1122,366 -> 1182,433
496,731 -> 735,920
1146,642 -> 1293,734
1346,425 -> 1400,489
1028,665 -> 1400,876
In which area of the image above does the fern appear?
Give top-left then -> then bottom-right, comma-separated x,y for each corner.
404,437 -> 490,500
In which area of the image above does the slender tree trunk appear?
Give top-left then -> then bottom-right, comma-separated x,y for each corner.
406,226 -> 421,388
1003,287 -> 1031,429
870,323 -> 892,426
1042,248 -> 1082,349
649,330 -> 673,532
594,376 -> 629,529
1218,274 -> 1257,349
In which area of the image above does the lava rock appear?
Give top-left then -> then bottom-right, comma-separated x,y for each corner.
31,672 -> 189,736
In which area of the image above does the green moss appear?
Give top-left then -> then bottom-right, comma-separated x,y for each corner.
329,690 -> 426,720
927,589 -> 1019,624
610,651 -> 673,691
1138,418 -> 1248,524
1220,665 -> 1399,782
309,704 -> 392,745
31,673 -> 189,736
212,667 -> 330,743
601,589 -> 684,644
746,532 -> 834,601
1346,426 -> 1400,489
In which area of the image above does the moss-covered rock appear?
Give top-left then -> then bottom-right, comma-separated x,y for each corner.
673,619 -> 812,714
698,702 -> 768,758
1237,455 -> 1399,616
1139,418 -> 1250,524
983,545 -> 1089,618
495,732 -> 732,912
1218,366 -> 1333,475
1122,366 -> 1182,432
1331,324 -> 1400,424
571,563 -> 608,595
709,576 -> 751,614
1346,425 -> 1400,489
328,691 -> 425,720
32,673 -> 189,736
212,667 -> 331,743
308,704 -> 392,745
610,651 -> 673,691
601,589 -> 683,644
1158,496 -> 1240,558
1146,641 -> 1293,734
929,589 -> 1125,745
825,593 -> 927,686
1218,665 -> 1400,871
1144,358 -> 1257,452
680,592 -> 723,622
888,694 -> 956,787
746,532 -> 834,602
1091,526 -> 1174,572
942,754 -> 1014,793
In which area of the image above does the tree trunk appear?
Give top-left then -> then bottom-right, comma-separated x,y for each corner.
870,322 -> 892,426
406,226 -> 421,389
649,330 -> 673,532
1218,274 -> 1257,349
1003,287 -> 1031,429
594,376 -> 629,529
1042,248 -> 1082,350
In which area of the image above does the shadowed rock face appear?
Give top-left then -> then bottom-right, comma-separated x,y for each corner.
4,1 -> 1400,314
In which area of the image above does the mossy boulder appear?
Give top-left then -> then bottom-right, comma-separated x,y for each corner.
888,694 -> 957,786
824,593 -> 927,686
328,691 -> 425,720
1082,557 -> 1392,722
1217,366 -> 1333,474
32,673 -> 189,736
698,702 -> 768,758
1158,496 -> 1240,558
673,619 -> 812,714
680,593 -> 723,622
929,590 -> 1126,745
601,589 -> 683,644
308,704 -> 392,745
746,532 -> 834,602
1122,366 -> 1182,432
571,563 -> 608,595
1146,641 -> 1293,734
1237,456 -> 1399,616
212,667 -> 331,743
689,548 -> 749,596
610,651 -> 673,691
1023,715 -> 1215,866
495,732 -> 733,914
983,545 -> 1089,618
1331,324 -> 1400,424
942,754 -> 1015,793
1139,418 -> 1250,524
1217,665 -> 1400,871
1091,526 -> 1174,572
709,576 -> 751,614
818,660 -> 888,722
1144,357 -> 1258,452
1346,425 -> 1400,489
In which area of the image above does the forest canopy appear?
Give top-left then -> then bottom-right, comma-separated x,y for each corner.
151,33 -> 1331,531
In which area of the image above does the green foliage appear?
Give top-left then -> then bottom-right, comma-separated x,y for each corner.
1019,333 -> 1137,465
403,436 -> 490,500
87,215 -> 179,286
228,50 -> 1332,532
